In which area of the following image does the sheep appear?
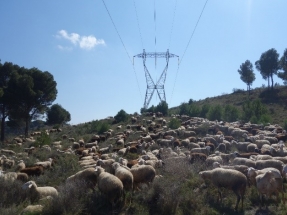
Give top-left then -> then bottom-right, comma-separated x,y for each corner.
232,157 -> 256,168
118,157 -> 128,166
22,180 -> 58,203
117,146 -> 130,157
85,142 -> 98,148
20,205 -> 44,215
16,172 -> 29,182
130,165 -> 156,190
0,170 -> 18,181
190,146 -> 211,156
206,155 -> 223,166
234,152 -> 259,159
66,167 -> 98,191
34,158 -> 53,170
157,138 -> 175,147
250,154 -> 273,161
247,167 -> 281,186
1,157 -> 15,170
142,159 -> 164,168
232,141 -> 250,152
97,159 -> 115,174
255,160 -> 284,174
94,166 -> 124,207
99,144 -> 113,154
256,171 -> 285,208
187,142 -> 201,150
212,162 -> 249,178
189,153 -> 207,163
215,143 -> 226,153
20,166 -> 44,177
255,139 -> 271,149
1,149 -> 16,155
127,159 -> 139,168
199,168 -> 247,211
112,162 -> 133,191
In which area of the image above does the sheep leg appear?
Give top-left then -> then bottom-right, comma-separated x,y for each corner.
217,188 -> 222,204
233,189 -> 241,211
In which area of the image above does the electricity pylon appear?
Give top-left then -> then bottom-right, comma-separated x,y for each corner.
134,49 -> 178,109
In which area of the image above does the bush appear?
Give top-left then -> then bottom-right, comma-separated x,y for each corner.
33,132 -> 51,147
207,105 -> 223,121
89,120 -> 110,134
284,120 -> 287,131
179,102 -> 190,116
114,109 -> 130,123
155,101 -> 169,116
168,118 -> 181,129
223,105 -> 240,122
200,104 -> 210,118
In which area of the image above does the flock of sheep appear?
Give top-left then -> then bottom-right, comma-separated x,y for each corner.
1,113 -> 287,214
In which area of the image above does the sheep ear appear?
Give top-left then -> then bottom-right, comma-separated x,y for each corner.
28,184 -> 33,188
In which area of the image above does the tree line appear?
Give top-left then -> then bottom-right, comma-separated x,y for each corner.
0,61 -> 70,141
238,48 -> 287,94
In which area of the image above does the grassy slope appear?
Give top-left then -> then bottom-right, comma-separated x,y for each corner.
170,85 -> 287,126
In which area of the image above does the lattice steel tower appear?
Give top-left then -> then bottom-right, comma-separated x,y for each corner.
134,49 -> 179,109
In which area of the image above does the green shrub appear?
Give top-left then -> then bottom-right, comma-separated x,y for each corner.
168,118 -> 181,129
114,109 -> 130,123
89,120 -> 110,134
223,104 -> 240,122
33,132 -> 51,147
207,105 -> 223,121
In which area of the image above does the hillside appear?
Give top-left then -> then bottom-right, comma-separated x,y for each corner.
1,86 -> 287,215
170,85 -> 287,126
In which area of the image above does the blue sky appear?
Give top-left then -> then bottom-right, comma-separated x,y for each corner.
1,0 -> 287,124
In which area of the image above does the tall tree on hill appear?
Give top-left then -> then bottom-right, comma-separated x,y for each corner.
255,48 -> 280,89
0,61 -> 19,142
238,60 -> 255,95
278,48 -> 287,84
7,67 -> 57,137
46,104 -> 71,126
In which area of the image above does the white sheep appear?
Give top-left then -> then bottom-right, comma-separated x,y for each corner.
255,160 -> 284,174
94,166 -> 124,207
255,139 -> 271,149
256,171 -> 285,208
199,168 -> 247,211
130,165 -> 156,190
66,167 -> 98,191
34,158 -> 53,169
232,157 -> 256,168
16,160 -> 26,172
20,205 -> 43,215
22,181 -> 58,203
247,167 -> 281,186
112,162 -> 133,191
190,146 -> 211,156
97,159 -> 115,174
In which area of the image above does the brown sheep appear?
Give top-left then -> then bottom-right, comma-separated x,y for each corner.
20,166 -> 44,177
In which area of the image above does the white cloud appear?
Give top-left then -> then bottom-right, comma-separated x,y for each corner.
56,30 -> 105,50
79,36 -> 105,50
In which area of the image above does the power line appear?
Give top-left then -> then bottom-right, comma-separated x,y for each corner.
133,0 -> 144,49
170,0 -> 209,103
179,0 -> 209,65
168,0 -> 178,49
101,0 -> 142,100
